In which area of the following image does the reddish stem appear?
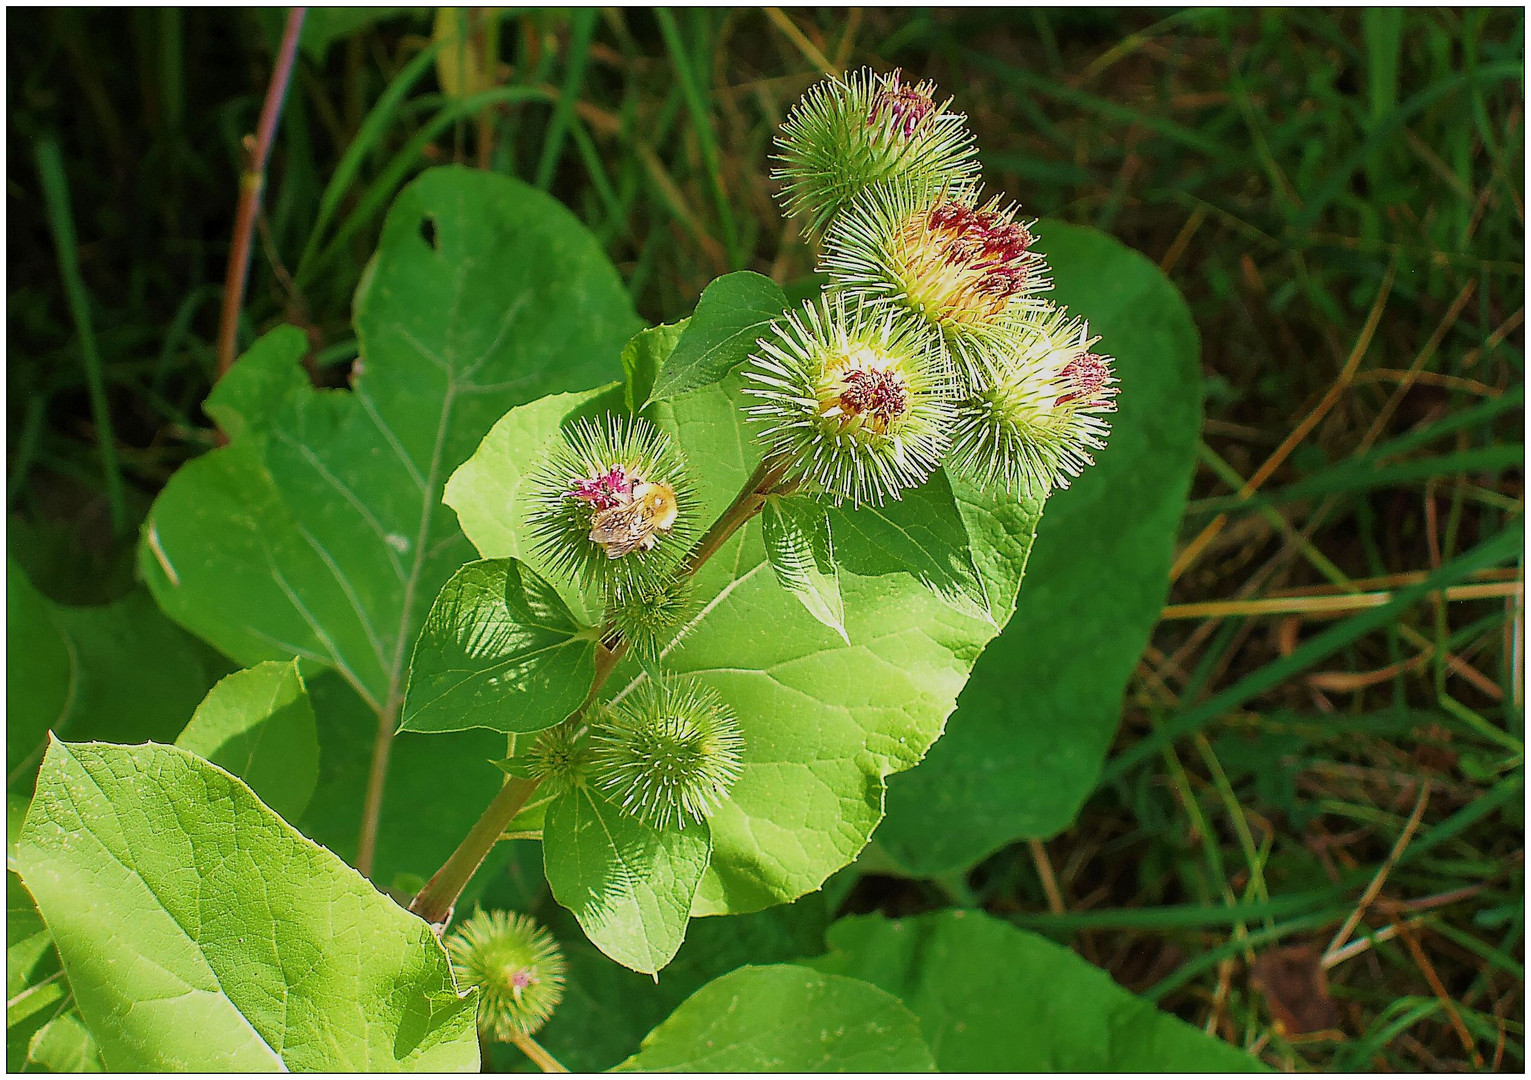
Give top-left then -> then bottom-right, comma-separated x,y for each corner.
215,7 -> 307,382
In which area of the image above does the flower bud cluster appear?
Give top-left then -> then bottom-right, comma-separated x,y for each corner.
763,67 -> 1120,501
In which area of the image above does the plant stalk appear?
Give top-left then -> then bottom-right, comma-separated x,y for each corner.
682,454 -> 793,576
354,699 -> 397,880
511,1032 -> 568,1073
409,453 -> 793,924
409,775 -> 542,927
215,6 -> 306,381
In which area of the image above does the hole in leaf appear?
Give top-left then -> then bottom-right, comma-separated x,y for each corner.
419,216 -> 439,251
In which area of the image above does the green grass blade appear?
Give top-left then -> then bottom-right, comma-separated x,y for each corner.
35,135 -> 127,536
533,8 -> 597,191
295,36 -> 449,286
655,8 -> 741,268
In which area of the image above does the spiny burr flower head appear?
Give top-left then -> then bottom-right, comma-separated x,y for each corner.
445,909 -> 567,1041
524,721 -> 590,798
609,573 -> 693,661
743,294 -> 952,507
773,67 -> 979,238
525,415 -> 697,600
948,305 -> 1118,498
590,677 -> 744,830
822,180 -> 1052,378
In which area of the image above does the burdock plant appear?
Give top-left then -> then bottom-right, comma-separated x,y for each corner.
398,66 -> 1124,987
524,415 -> 698,600
743,293 -> 952,506
822,180 -> 1052,379
444,909 -> 567,1043
949,305 -> 1119,498
15,32 -> 1234,1073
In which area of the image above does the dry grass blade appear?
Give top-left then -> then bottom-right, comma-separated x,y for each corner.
1170,263 -> 1396,582
1323,782 -> 1431,965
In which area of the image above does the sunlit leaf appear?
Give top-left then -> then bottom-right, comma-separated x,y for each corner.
646,271 -> 787,403
17,740 -> 478,1071
542,786 -> 711,975
401,559 -> 596,735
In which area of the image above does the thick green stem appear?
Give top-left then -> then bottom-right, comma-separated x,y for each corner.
409,775 -> 540,926
411,454 -> 794,924
682,454 -> 793,577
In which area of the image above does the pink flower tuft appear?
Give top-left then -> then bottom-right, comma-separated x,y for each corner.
839,368 -> 910,427
1056,352 -> 1117,409
567,466 -> 634,510
867,69 -> 937,138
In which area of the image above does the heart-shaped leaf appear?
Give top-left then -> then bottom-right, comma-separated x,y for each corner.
617,964 -> 935,1072
542,786 -> 711,975
16,739 -> 478,1071
401,559 -> 596,735
646,271 -> 788,404
513,895 -> 829,1072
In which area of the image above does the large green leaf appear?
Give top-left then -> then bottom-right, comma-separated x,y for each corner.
808,911 -> 1264,1072
16,740 -> 478,1071
6,558 -> 225,796
646,271 -> 787,403
137,167 -> 640,879
446,364 -> 1044,922
542,786 -> 712,975
400,559 -> 596,735
877,222 -> 1202,873
174,660 -> 319,822
653,379 -> 1043,915
512,895 -> 829,1073
617,964 -> 935,1072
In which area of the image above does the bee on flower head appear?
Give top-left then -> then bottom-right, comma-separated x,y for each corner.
526,416 -> 697,600
773,67 -> 979,239
948,304 -> 1119,499
821,179 -> 1053,382
584,475 -> 681,559
743,293 -> 953,507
